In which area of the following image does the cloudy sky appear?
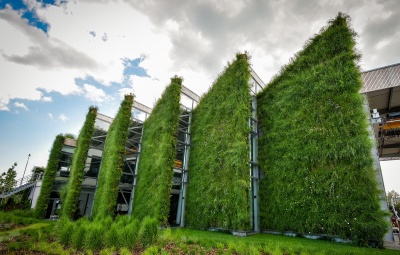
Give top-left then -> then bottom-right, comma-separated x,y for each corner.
0,0 -> 399,192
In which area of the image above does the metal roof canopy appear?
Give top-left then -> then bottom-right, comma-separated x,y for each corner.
362,62 -> 400,160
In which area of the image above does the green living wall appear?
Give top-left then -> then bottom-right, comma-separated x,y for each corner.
35,134 -> 65,218
186,53 -> 251,230
256,14 -> 387,245
132,77 -> 182,225
62,106 -> 98,219
92,95 -> 133,219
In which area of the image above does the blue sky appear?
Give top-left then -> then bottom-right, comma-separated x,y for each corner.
0,0 -> 400,192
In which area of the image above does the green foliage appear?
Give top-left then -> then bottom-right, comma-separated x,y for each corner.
133,77 -> 182,225
138,216 -> 159,247
53,215 -> 158,251
34,134 -> 65,218
119,218 -> 140,249
0,210 -> 38,225
256,13 -> 387,244
71,217 -> 90,250
62,106 -> 98,219
92,95 -> 134,219
84,220 -> 105,251
56,217 -> 75,246
0,162 -> 17,194
186,53 -> 251,230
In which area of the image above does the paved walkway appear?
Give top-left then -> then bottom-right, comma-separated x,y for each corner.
384,233 -> 400,250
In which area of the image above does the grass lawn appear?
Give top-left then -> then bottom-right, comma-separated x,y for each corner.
1,213 -> 400,254
163,228 -> 400,255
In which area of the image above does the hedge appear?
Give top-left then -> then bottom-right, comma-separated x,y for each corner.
34,134 -> 65,218
92,95 -> 134,219
132,77 -> 182,225
185,53 -> 251,230
256,13 -> 387,245
62,106 -> 98,219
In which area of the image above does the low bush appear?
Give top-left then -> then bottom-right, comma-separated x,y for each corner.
56,217 -> 75,246
71,219 -> 89,250
119,218 -> 140,249
84,221 -> 105,251
138,216 -> 159,247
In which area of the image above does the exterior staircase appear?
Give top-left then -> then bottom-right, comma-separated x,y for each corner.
0,173 -> 42,199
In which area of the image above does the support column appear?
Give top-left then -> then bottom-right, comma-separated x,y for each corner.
128,126 -> 143,215
250,96 -> 260,232
178,112 -> 192,227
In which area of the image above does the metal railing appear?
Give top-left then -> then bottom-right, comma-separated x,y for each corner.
16,173 -> 43,189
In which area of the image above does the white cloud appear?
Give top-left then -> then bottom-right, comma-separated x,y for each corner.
83,84 -> 111,103
41,96 -> 52,102
101,33 -> 108,42
14,101 -> 28,110
118,88 -> 134,100
0,0 -> 399,112
48,113 -> 53,119
58,113 -> 68,122
0,97 -> 10,111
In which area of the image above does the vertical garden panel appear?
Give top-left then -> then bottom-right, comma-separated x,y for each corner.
34,134 -> 65,218
132,77 -> 182,225
186,53 -> 251,230
92,95 -> 133,219
256,14 -> 387,245
62,106 -> 98,219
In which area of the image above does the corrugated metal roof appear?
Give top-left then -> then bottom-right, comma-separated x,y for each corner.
361,62 -> 400,93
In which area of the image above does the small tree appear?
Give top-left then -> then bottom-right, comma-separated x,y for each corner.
0,162 -> 17,194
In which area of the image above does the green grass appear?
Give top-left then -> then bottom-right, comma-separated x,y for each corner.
163,228 -> 400,255
0,213 -> 399,255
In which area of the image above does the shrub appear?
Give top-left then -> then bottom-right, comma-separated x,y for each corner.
62,106 -> 97,219
104,223 -> 120,248
119,218 -> 140,249
186,53 -> 251,230
56,217 -> 75,246
71,218 -> 89,250
84,221 -> 105,251
133,77 -> 182,225
143,245 -> 161,255
138,216 -> 159,247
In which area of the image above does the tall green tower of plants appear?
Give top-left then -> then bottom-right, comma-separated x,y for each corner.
256,13 -> 387,245
92,95 -> 134,219
186,53 -> 252,230
34,134 -> 65,218
62,106 -> 98,220
132,76 -> 182,225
